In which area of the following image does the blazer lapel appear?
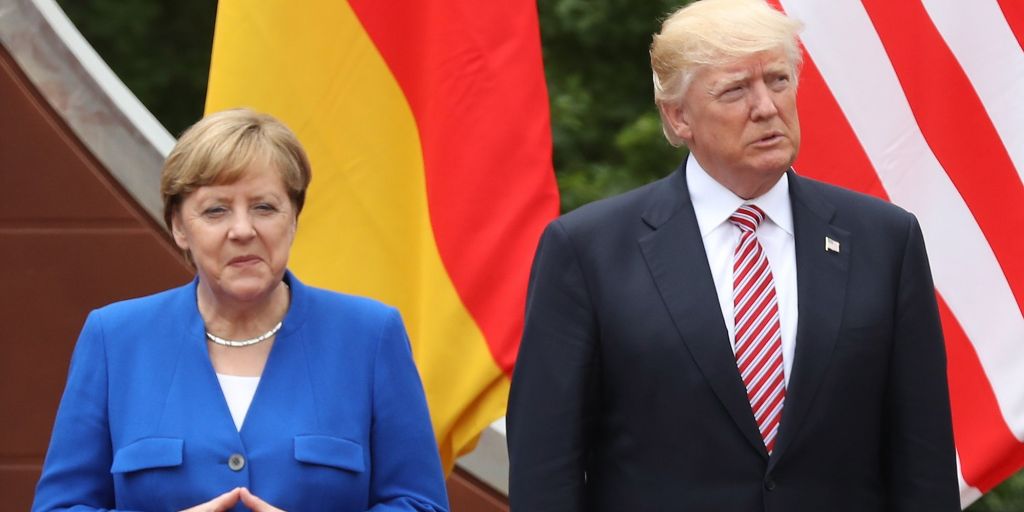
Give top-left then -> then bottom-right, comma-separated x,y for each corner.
181,285 -> 246,439
638,169 -> 768,458
151,280 -> 245,450
769,171 -> 851,467
239,271 -> 315,444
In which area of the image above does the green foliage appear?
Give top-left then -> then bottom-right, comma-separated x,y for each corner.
538,0 -> 690,212
56,0 -> 216,137
969,473 -> 1024,511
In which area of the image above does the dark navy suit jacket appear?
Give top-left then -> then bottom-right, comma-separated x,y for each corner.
34,271 -> 449,512
508,167 -> 959,511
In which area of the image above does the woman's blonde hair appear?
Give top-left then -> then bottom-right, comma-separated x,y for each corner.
650,0 -> 804,145
160,108 -> 312,230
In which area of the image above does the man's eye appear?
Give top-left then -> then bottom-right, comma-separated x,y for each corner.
720,86 -> 744,100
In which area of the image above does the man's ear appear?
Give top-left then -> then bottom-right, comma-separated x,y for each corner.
171,212 -> 189,251
659,101 -> 693,144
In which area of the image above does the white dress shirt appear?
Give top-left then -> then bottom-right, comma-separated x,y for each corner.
686,155 -> 799,386
216,373 -> 260,431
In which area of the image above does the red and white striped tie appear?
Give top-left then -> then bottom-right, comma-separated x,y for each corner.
730,204 -> 785,454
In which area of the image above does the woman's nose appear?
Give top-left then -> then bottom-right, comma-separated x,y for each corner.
227,211 -> 257,240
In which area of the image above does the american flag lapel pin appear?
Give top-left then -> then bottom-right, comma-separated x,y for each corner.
825,237 -> 840,253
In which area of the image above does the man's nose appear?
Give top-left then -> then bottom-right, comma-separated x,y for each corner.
749,82 -> 779,120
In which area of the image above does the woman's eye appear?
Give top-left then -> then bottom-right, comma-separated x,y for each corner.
254,203 -> 278,214
202,206 -> 228,218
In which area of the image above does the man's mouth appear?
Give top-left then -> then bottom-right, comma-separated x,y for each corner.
753,132 -> 784,146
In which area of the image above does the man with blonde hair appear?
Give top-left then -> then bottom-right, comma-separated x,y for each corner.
507,0 -> 959,510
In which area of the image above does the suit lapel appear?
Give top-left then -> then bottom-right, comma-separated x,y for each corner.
769,172 -> 850,467
638,169 -> 768,458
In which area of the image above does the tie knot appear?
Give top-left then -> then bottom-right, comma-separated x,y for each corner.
730,204 -> 766,232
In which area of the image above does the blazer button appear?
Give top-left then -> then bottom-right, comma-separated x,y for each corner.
228,453 -> 246,471
764,479 -> 777,491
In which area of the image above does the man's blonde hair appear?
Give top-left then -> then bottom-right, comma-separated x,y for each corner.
651,0 -> 804,146
160,108 -> 312,230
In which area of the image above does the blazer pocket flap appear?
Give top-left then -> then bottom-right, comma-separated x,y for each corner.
110,437 -> 183,473
294,435 -> 364,472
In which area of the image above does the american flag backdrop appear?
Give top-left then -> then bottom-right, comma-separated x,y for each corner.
767,0 -> 1024,506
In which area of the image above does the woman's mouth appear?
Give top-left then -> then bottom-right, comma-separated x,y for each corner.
228,255 -> 261,266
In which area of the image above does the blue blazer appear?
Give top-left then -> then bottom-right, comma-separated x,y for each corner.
33,271 -> 449,512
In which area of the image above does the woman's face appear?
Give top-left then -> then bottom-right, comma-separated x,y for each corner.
172,157 -> 297,304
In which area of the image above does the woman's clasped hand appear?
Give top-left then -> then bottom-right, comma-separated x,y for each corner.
180,487 -> 283,512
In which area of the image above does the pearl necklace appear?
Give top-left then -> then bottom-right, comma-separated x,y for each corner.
206,321 -> 282,347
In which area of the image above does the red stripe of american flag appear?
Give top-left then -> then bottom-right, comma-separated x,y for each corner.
996,0 -> 1024,50
939,293 -> 1024,492
863,0 -> 1024,313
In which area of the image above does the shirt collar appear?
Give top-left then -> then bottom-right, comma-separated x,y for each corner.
685,154 -> 794,236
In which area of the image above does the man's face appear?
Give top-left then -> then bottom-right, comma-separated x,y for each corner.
662,48 -> 800,198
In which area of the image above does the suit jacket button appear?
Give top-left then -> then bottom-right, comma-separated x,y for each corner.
228,453 -> 246,471
764,479 -> 776,491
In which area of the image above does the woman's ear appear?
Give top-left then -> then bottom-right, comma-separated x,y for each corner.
171,212 -> 189,251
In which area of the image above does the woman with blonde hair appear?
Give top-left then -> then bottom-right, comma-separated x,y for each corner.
33,108 -> 449,512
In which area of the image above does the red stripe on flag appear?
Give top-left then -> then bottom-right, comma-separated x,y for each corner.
862,0 -> 1024,314
790,60 -> 888,198
347,0 -> 559,374
997,0 -> 1024,50
939,295 -> 1024,492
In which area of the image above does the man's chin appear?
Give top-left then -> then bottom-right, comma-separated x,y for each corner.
749,152 -> 796,175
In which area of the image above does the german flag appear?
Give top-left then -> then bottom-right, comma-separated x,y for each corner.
206,0 -> 559,471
